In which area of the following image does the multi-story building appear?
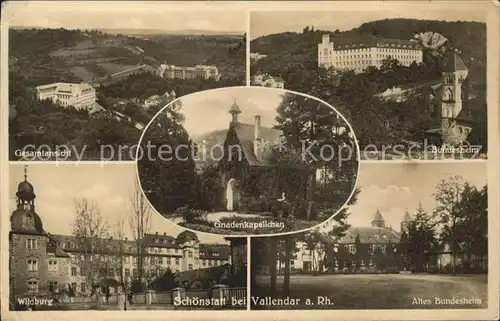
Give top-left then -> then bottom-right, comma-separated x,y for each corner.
251,73 -> 285,89
286,208 -> 408,272
156,64 -> 220,81
318,34 -> 423,73
35,82 -> 96,111
9,168 -> 230,299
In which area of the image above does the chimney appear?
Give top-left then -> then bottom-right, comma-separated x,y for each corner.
163,232 -> 167,236
125,237 -> 128,241
155,232 -> 158,235
254,115 -> 262,161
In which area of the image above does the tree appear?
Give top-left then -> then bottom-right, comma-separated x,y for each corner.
452,184 -> 488,270
149,268 -> 178,291
112,215 -> 128,290
433,175 -> 466,275
275,92 -> 358,220
128,180 -> 152,286
137,96 -> 199,214
400,203 -> 437,271
71,198 -> 109,294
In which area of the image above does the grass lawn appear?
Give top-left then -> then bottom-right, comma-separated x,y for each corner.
251,274 -> 488,310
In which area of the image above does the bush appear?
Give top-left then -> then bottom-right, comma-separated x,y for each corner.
173,206 -> 207,224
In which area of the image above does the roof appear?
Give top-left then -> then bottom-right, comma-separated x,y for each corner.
230,122 -> 283,167
325,34 -> 422,50
403,209 -> 412,222
46,234 -> 71,258
371,208 -> 385,223
443,51 -> 468,72
199,244 -> 230,260
229,99 -> 241,115
337,227 -> 401,244
455,108 -> 474,122
36,82 -> 94,95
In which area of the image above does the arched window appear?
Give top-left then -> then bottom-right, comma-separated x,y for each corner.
445,88 -> 454,101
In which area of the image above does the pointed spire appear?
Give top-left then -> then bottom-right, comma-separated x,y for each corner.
403,208 -> 411,221
24,165 -> 28,181
229,98 -> 241,123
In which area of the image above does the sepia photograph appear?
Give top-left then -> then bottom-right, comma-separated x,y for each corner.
250,162 -> 488,310
137,86 -> 359,236
7,3 -> 246,161
250,10 -> 487,160
8,163 -> 247,311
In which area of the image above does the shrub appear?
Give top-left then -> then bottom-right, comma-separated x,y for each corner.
173,206 -> 208,224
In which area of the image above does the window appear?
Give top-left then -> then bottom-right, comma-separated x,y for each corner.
70,242 -> 75,249
348,244 -> 357,255
167,257 -> 171,264
48,260 -> 58,272
60,242 -> 65,248
133,269 -> 137,277
71,283 -> 77,291
108,268 -> 114,277
26,239 -> 38,250
212,252 -> 219,257
202,260 -> 206,266
188,251 -> 193,258
199,251 -> 205,256
125,269 -> 130,278
188,264 -> 193,270
27,259 -> 38,271
175,258 -> 180,265
48,281 -> 59,292
71,267 -> 77,276
125,256 -> 130,264
81,283 -> 86,293
195,258 -> 199,264
27,279 -> 39,293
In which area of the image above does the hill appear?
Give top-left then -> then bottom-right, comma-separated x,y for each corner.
9,28 -> 245,85
251,18 -> 486,75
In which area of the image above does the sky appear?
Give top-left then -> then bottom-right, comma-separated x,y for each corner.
326,161 -> 488,232
175,87 -> 285,137
250,9 -> 487,39
9,163 -> 228,244
5,2 -> 246,33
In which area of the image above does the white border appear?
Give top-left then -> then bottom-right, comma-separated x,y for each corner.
134,86 -> 362,238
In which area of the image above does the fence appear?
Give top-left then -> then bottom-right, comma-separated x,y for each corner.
96,284 -> 247,310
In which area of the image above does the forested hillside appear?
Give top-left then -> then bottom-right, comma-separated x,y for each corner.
251,18 -> 486,75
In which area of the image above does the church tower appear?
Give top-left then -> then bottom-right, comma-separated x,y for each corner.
400,208 -> 412,233
440,50 -> 471,145
371,208 -> 386,228
229,98 -> 241,124
10,166 -> 47,298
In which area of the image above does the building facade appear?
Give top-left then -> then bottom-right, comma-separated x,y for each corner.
318,34 -> 423,73
9,168 -> 230,299
287,208 -> 409,273
36,82 -> 96,111
156,64 -> 220,81
251,73 -> 285,89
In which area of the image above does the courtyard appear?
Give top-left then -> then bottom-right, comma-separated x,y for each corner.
251,273 -> 488,310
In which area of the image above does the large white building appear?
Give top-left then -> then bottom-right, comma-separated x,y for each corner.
156,64 -> 220,81
36,82 -> 96,111
318,34 -> 423,73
